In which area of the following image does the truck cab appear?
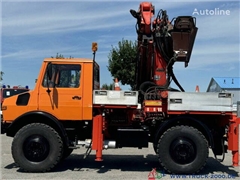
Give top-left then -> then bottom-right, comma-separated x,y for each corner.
1,58 -> 100,134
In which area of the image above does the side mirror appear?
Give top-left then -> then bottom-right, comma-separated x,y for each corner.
46,63 -> 53,93
47,63 -> 52,80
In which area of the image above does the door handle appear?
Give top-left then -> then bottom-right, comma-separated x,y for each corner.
72,96 -> 81,100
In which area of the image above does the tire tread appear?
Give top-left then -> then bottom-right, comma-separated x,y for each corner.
157,125 -> 208,174
12,123 -> 63,172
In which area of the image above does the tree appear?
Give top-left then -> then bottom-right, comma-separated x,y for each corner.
108,39 -> 137,89
52,53 -> 73,59
54,53 -> 64,59
101,83 -> 113,90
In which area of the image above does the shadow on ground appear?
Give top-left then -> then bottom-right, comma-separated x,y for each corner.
5,153 -> 239,177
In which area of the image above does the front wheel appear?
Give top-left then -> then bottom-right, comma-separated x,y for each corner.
62,148 -> 73,160
157,126 -> 208,174
12,123 -> 63,172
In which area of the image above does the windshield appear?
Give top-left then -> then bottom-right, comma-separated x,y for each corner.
2,89 -> 29,98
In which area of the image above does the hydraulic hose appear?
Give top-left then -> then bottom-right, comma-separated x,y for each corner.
155,30 -> 185,92
213,138 -> 225,162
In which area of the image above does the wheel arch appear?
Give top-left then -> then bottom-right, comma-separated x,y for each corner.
6,111 -> 69,146
154,116 -> 214,148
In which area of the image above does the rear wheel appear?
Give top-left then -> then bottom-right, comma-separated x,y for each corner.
12,123 -> 63,172
157,126 -> 208,174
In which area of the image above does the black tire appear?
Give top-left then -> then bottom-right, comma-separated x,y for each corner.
62,148 -> 73,160
157,126 -> 208,174
12,123 -> 63,172
153,143 -> 158,154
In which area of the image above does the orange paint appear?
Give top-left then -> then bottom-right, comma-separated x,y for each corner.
2,58 -> 98,122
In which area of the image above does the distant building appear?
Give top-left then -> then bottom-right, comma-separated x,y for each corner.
207,77 -> 240,104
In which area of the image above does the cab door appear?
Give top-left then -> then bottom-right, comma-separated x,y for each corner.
38,63 -> 83,120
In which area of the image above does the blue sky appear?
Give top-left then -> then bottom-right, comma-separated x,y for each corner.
1,0 -> 239,92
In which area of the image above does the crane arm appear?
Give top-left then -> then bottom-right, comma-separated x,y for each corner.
131,2 -> 198,95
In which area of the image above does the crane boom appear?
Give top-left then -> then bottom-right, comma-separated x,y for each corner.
130,2 -> 198,93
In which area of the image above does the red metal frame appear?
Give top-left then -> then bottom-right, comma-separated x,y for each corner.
228,114 -> 240,166
92,115 -> 103,161
91,1 -> 240,168
168,111 -> 233,115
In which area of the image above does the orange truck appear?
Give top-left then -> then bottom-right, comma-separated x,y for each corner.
1,2 -> 239,174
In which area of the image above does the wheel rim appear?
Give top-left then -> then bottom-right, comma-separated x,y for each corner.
170,137 -> 196,164
23,135 -> 50,162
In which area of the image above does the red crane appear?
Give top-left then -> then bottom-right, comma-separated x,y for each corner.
130,2 -> 198,95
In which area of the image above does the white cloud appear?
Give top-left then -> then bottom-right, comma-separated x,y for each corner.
194,9 -> 239,41
2,1 -> 139,36
1,0 -> 239,91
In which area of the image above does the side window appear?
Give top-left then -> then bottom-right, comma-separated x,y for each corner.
94,63 -> 100,89
42,64 -> 81,88
42,64 -> 57,87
